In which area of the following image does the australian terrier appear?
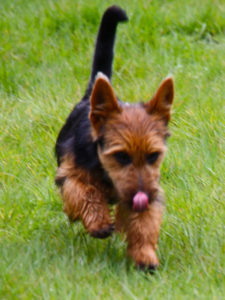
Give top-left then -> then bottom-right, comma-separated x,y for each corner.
55,6 -> 174,271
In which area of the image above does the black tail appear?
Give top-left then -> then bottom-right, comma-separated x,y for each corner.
83,6 -> 128,99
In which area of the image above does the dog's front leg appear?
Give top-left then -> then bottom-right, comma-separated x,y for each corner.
116,201 -> 163,270
61,177 -> 114,239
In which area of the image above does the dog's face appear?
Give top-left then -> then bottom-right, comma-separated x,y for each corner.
90,73 -> 174,211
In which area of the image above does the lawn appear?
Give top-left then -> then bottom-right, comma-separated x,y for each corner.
0,0 -> 224,299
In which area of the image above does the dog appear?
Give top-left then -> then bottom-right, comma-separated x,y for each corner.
55,5 -> 174,271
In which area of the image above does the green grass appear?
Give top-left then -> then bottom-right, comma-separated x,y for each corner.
0,0 -> 225,299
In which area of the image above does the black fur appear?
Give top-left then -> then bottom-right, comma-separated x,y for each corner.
55,6 -> 128,172
84,6 -> 128,99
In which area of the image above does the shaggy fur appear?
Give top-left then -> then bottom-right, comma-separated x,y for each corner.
55,5 -> 174,270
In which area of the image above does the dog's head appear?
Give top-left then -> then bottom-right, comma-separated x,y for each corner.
89,73 -> 174,211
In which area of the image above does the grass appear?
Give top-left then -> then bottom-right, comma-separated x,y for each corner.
0,0 -> 225,299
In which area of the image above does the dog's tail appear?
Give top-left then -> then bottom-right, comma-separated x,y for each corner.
83,6 -> 128,100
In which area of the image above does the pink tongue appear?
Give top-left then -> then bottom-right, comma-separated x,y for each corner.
132,192 -> 149,212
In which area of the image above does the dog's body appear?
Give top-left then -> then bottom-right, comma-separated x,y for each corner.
55,6 -> 174,270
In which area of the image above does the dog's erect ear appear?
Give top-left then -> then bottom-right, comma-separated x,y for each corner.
145,77 -> 174,124
89,72 -> 121,132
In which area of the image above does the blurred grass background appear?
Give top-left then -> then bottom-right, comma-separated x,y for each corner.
0,0 -> 224,299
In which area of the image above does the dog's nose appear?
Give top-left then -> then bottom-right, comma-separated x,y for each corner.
132,191 -> 149,212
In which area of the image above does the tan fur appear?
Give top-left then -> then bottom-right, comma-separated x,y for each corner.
56,75 -> 174,268
56,155 -> 114,235
97,106 -> 167,205
115,200 -> 163,267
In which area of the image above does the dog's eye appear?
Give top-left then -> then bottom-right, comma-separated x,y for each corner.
146,152 -> 160,165
114,151 -> 132,166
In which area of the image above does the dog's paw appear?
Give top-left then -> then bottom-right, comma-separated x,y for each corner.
128,245 -> 159,273
136,262 -> 158,274
90,223 -> 115,239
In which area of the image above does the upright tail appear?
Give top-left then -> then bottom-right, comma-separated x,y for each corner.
83,6 -> 128,99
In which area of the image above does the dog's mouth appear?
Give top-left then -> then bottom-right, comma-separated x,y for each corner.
123,188 -> 158,212
118,186 -> 159,212
132,191 -> 149,212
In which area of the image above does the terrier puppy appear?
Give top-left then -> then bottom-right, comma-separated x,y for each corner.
55,6 -> 174,270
